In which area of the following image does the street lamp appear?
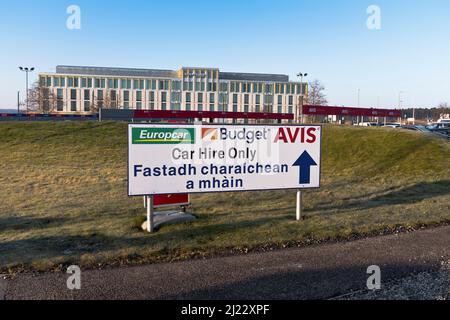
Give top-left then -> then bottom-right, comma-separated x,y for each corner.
19,66 -> 35,113
398,91 -> 404,124
297,73 -> 308,123
398,91 -> 403,109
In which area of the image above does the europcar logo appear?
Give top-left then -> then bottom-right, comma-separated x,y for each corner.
132,128 -> 195,144
202,128 -> 219,141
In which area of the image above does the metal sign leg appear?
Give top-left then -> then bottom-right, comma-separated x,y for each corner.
296,190 -> 303,221
147,195 -> 155,233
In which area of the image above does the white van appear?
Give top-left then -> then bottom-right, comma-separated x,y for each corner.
357,122 -> 379,127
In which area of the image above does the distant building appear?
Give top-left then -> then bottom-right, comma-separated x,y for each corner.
38,66 -> 307,120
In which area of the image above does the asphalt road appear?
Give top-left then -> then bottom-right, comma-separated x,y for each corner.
2,226 -> 449,300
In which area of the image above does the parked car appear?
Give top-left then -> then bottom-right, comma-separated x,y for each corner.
427,122 -> 450,130
383,123 -> 402,129
401,125 -> 431,133
357,122 -> 379,127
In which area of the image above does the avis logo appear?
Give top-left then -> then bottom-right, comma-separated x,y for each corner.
274,127 -> 318,144
202,128 -> 219,141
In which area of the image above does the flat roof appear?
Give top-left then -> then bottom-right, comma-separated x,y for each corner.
56,66 -> 177,78
55,65 -> 291,82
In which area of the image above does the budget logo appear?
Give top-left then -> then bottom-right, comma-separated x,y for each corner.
202,128 -> 219,141
132,128 -> 195,144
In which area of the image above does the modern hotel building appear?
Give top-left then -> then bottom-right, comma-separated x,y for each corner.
38,66 -> 308,118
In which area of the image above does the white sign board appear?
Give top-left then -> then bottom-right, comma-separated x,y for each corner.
128,124 -> 322,196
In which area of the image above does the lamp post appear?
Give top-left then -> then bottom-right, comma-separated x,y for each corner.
297,72 -> 308,124
398,91 -> 404,124
19,67 -> 35,113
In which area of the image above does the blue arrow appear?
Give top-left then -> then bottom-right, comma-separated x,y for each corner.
293,151 -> 318,185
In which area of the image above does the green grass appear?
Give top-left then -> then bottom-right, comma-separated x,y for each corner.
0,122 -> 449,273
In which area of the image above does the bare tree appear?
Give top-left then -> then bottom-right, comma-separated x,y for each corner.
26,81 -> 57,113
103,91 -> 121,110
437,102 -> 449,110
89,99 -> 101,114
306,80 -> 328,106
90,90 -> 121,114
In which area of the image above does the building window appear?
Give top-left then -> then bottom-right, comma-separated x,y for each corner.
197,93 -> 202,111
219,93 -> 228,112
289,95 -> 294,106
185,92 -> 191,111
255,95 -> 261,112
68,77 -> 79,88
57,89 -> 64,111
242,83 -> 251,93
161,92 -> 167,110
219,82 -> 228,92
110,90 -> 117,108
121,79 -> 131,89
277,95 -> 283,114
94,78 -> 105,89
183,81 -> 193,91
253,83 -> 262,93
171,91 -> 180,110
264,95 -> 273,113
135,91 -> 142,109
146,79 -> 157,90
195,81 -> 204,92
57,89 -> 63,100
207,82 -> 217,92
149,91 -> 155,110
159,80 -> 169,91
84,89 -> 90,112
233,94 -> 238,112
244,94 -> 250,113
133,79 -> 144,90
108,79 -> 119,89
70,89 -> 77,101
230,82 -> 238,93
172,80 -> 181,91
96,90 -> 104,110
209,93 -> 215,111
123,90 -> 129,109
71,101 -> 77,112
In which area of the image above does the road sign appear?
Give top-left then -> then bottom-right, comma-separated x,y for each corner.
153,194 -> 190,208
128,124 -> 321,196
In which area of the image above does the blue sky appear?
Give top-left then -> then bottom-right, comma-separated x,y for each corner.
1,0 -> 449,109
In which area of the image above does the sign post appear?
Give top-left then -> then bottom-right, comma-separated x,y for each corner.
146,195 -> 154,233
296,190 -> 303,221
128,124 -> 322,231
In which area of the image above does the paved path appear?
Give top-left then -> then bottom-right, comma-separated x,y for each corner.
2,226 -> 449,300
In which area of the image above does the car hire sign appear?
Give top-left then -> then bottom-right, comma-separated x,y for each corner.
128,124 -> 322,196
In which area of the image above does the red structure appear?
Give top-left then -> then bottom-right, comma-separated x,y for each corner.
302,105 -> 401,118
133,110 -> 293,120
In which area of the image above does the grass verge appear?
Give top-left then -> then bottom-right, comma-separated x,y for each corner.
0,122 -> 449,273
